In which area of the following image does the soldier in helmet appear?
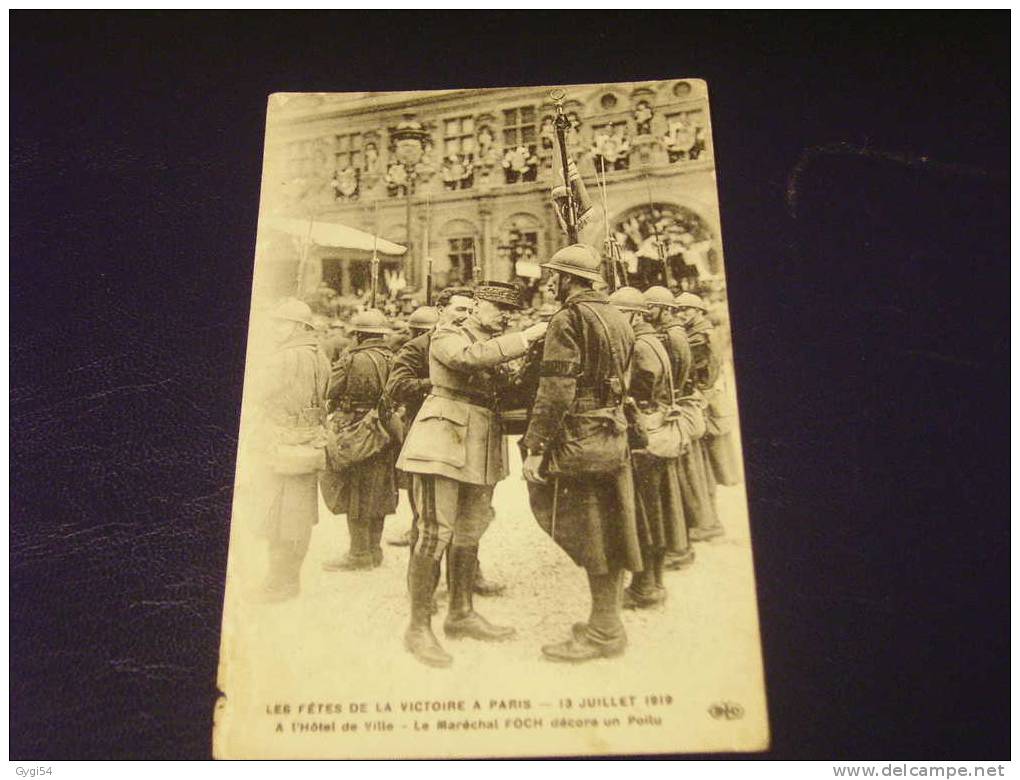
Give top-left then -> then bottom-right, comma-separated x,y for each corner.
397,281 -> 548,668
643,286 -> 696,570
320,309 -> 400,570
609,287 -> 687,608
521,244 -> 642,662
685,291 -> 741,489
675,291 -> 725,541
252,298 -> 330,602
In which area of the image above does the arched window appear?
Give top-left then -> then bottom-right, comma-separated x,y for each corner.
611,203 -> 716,290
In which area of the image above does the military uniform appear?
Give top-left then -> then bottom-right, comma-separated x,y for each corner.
522,246 -> 641,663
398,318 -> 529,553
254,300 -> 330,601
386,330 -> 432,426
645,288 -> 697,569
320,322 -> 399,569
397,282 -> 537,668
626,316 -> 688,605
680,298 -> 725,541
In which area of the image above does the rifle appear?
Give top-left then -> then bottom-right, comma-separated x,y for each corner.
423,193 -> 433,305
596,156 -> 627,293
645,173 -> 674,289
370,200 -> 380,308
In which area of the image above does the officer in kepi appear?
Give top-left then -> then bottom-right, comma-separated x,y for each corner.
396,281 -> 548,668
521,244 -> 643,662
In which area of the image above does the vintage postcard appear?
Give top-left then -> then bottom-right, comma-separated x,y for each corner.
214,78 -> 768,759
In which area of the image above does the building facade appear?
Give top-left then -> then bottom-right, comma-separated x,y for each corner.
260,79 -> 724,302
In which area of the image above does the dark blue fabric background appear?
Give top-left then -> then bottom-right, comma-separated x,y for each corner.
10,12 -> 1009,759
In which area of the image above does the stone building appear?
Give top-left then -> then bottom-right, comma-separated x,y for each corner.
259,79 -> 724,303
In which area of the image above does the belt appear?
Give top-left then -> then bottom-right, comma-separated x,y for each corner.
431,385 -> 496,410
571,389 -> 607,413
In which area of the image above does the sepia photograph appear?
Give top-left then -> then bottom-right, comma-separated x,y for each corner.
10,11 -> 1009,767
214,79 -> 767,759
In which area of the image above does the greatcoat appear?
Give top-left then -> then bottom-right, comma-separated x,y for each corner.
521,289 -> 642,575
320,340 -> 399,521
253,331 -> 330,543
679,313 -> 725,527
659,319 -> 694,397
630,319 -> 687,554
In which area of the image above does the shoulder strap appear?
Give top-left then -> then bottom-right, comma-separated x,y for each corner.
638,333 -> 675,403
361,349 -> 389,389
575,301 -> 630,394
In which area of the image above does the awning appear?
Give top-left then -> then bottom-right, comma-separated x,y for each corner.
264,215 -> 407,256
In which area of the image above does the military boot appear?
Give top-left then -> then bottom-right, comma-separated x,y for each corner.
623,559 -> 666,609
443,545 -> 515,641
688,524 -> 725,542
663,546 -> 696,569
542,569 -> 627,662
473,561 -> 506,597
404,554 -> 452,668
323,517 -> 374,571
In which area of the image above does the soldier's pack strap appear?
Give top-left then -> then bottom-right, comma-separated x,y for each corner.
637,332 -> 676,405
572,301 -> 632,401
341,349 -> 391,411
573,301 -> 647,451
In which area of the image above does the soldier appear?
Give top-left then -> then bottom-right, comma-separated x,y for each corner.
254,298 -> 330,602
609,287 -> 687,608
397,282 -> 548,668
384,304 -> 440,550
702,293 -> 742,488
675,292 -> 725,541
521,244 -> 642,662
320,309 -> 400,570
644,286 -> 696,570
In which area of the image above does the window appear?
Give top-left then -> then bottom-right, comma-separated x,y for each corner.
591,121 -> 631,171
334,132 -> 362,170
447,237 -> 476,282
502,106 -> 537,148
443,116 -> 475,157
663,109 -> 707,162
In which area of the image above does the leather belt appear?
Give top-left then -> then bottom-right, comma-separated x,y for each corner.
431,385 -> 496,410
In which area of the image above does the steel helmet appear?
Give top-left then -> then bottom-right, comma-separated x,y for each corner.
643,285 -> 679,308
407,305 -> 439,330
271,297 -> 315,328
674,292 -> 708,312
349,308 -> 392,335
609,286 -> 649,313
541,243 -> 605,283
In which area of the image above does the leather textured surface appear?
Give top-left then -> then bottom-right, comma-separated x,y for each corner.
10,13 -> 1008,759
